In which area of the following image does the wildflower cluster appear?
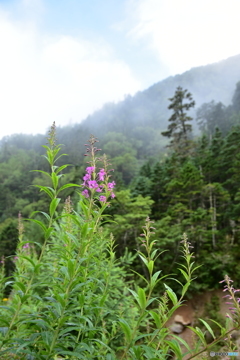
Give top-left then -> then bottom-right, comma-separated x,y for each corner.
81,135 -> 116,203
220,275 -> 240,324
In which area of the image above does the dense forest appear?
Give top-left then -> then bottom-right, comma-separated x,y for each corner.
1,55 -> 240,296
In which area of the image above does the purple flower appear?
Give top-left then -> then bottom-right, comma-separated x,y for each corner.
111,192 -> 115,199
108,181 -> 116,190
96,187 -> 102,193
82,189 -> 89,198
23,243 -> 30,249
88,180 -> 99,189
99,195 -> 106,202
98,169 -> 106,181
82,173 -> 91,186
86,167 -> 95,174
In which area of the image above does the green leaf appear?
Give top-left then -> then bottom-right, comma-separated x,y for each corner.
27,219 -> 47,233
58,183 -> 81,193
30,211 -> 51,222
45,227 -> 54,240
165,339 -> 183,359
34,185 -> 55,199
49,198 -> 61,217
0,306 -> 15,314
199,318 -> 216,339
55,164 -> 71,175
19,256 -> 36,269
130,269 -> 148,285
137,287 -> 147,309
128,288 -> 138,303
138,254 -> 148,267
146,297 -> 158,307
164,284 -> 178,305
181,282 -> 190,297
187,326 -> 206,345
119,319 -> 132,343
51,172 -> 59,189
149,310 -> 161,328
31,169 -> 51,178
59,326 -> 82,337
171,334 -> 192,353
81,222 -> 89,237
150,270 -> 162,288
67,259 -> 75,278
178,268 -> 189,282
147,260 -> 154,275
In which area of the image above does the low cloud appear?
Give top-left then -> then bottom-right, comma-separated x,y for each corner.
0,6 -> 141,138
129,0 -> 240,75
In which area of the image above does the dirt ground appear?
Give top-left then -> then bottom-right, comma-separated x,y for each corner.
166,290 -> 240,359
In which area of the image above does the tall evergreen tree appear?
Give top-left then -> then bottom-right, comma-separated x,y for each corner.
161,86 -> 195,155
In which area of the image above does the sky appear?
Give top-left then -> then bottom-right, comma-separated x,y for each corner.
0,0 -> 240,139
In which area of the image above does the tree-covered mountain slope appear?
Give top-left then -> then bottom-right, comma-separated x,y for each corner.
78,53 -> 240,135
1,53 -> 240,160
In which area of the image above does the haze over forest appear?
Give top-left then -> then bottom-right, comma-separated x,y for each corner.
1,52 -> 240,296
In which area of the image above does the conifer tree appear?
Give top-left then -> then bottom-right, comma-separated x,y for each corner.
161,86 -> 195,155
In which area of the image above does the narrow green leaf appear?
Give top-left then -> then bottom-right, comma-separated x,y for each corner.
67,259 -> 75,278
58,183 -> 81,193
0,306 -> 15,314
49,198 -> 61,217
138,254 -> 148,267
199,318 -> 216,339
137,287 -> 147,309
150,249 -> 158,259
130,269 -> 148,285
150,270 -> 162,288
119,319 -> 132,343
34,185 -> 55,199
181,282 -> 190,297
19,256 -> 36,269
31,170 -> 51,179
42,145 -> 50,150
209,318 -> 224,331
30,211 -> 51,222
51,172 -> 58,189
149,310 -> 161,328
128,288 -> 138,303
146,297 -> 158,307
165,339 -> 183,359
55,164 -> 71,175
178,268 -> 189,282
187,326 -> 207,345
171,334 -> 192,353
147,260 -> 154,275
164,284 -> 178,305
81,222 -> 89,237
45,227 -> 54,240
27,219 -> 47,233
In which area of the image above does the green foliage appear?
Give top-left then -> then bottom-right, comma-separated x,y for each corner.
161,86 -> 195,155
0,130 -> 239,359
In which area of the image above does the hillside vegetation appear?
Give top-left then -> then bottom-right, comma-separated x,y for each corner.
0,55 -> 240,296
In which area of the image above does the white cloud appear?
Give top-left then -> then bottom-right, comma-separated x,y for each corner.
129,0 -> 240,75
0,7 -> 141,138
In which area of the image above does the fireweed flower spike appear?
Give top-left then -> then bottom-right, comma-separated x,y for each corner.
220,275 -> 240,323
81,135 -> 116,208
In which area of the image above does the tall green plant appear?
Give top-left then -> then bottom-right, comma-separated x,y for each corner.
0,125 -> 239,359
